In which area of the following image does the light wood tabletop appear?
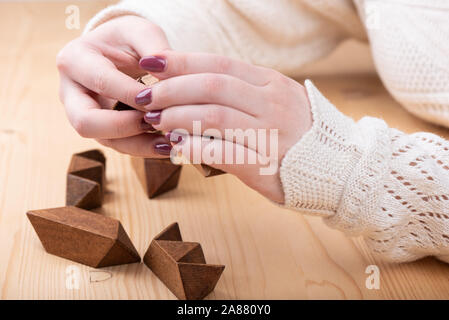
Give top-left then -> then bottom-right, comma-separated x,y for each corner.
1,1 -> 448,300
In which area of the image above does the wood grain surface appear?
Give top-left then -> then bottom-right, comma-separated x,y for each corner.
0,1 -> 448,299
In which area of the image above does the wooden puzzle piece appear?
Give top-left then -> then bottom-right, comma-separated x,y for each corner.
76,149 -> 106,169
66,149 -> 105,209
27,206 -> 141,268
131,157 -> 182,199
143,223 -> 225,300
193,164 -> 225,177
114,101 -> 135,111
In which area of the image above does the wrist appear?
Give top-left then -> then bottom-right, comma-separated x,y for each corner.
279,80 -> 359,216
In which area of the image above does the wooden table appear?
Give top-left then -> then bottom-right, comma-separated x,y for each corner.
1,1 -> 448,300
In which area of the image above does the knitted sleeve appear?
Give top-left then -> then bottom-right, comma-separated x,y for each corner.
280,80 -> 449,263
84,0 -> 365,76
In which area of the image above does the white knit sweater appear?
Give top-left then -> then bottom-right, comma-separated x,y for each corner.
86,0 -> 449,263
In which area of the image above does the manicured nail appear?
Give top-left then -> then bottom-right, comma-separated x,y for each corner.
144,110 -> 161,125
135,87 -> 152,105
141,120 -> 155,132
165,131 -> 183,143
154,143 -> 172,155
165,131 -> 172,142
139,56 -> 166,72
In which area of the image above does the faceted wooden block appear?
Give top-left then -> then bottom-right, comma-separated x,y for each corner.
76,149 -> 106,169
66,149 -> 105,210
27,206 -> 141,268
114,101 -> 135,111
193,164 -> 225,177
143,223 -> 225,300
131,157 -> 182,199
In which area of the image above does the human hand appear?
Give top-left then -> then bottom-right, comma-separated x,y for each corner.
136,51 -> 313,203
57,15 -> 173,156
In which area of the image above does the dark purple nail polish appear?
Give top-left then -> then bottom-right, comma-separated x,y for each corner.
135,87 -> 152,105
139,56 -> 167,72
141,120 -> 155,132
154,143 -> 172,155
144,110 -> 161,125
165,131 -> 172,142
165,131 -> 183,143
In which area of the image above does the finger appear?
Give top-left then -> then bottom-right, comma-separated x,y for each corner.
62,77 -> 151,138
60,44 -> 149,111
146,73 -> 265,115
151,104 -> 260,150
139,51 -> 272,86
97,133 -> 171,158
172,134 -> 280,192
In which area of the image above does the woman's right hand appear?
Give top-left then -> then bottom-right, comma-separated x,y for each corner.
57,15 -> 172,157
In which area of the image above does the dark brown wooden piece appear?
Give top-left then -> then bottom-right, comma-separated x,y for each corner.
143,223 -> 225,300
66,149 -> 105,209
114,101 -> 136,111
193,164 -> 225,177
131,157 -> 182,198
27,206 -> 141,268
75,149 -> 106,169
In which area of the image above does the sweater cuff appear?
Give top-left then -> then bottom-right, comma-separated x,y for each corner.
280,80 -> 362,217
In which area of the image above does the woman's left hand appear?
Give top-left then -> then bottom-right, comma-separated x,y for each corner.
110,51 -> 313,203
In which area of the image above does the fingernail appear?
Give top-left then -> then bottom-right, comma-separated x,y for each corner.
135,87 -> 152,105
139,56 -> 166,72
165,131 -> 183,143
154,143 -> 172,155
141,120 -> 155,132
165,131 -> 172,142
144,110 -> 161,125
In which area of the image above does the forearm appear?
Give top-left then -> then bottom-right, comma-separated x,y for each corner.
281,81 -> 449,263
